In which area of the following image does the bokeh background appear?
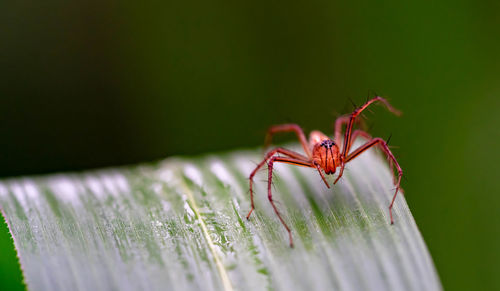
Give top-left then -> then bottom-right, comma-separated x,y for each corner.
1,0 -> 499,290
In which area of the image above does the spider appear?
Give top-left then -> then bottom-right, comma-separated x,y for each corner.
246,97 -> 403,247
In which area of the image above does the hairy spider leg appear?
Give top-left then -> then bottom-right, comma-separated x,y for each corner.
247,148 -> 309,220
350,129 -> 373,141
314,162 -> 330,188
341,96 -> 401,158
346,138 -> 403,224
334,114 -> 370,144
267,156 -> 315,248
350,129 -> 395,183
337,114 -> 397,183
264,124 -> 312,158
335,97 -> 401,185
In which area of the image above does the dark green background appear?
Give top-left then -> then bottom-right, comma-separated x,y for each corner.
1,1 -> 499,290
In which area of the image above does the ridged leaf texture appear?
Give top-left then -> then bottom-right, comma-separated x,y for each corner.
0,145 -> 441,291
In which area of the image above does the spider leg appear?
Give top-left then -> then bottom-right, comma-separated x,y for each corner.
334,114 -> 356,144
341,97 -> 401,160
346,138 -> 403,225
332,129 -> 374,185
335,97 -> 400,185
350,130 -> 395,182
314,162 -> 330,188
264,124 -> 312,158
247,148 -> 309,220
334,115 -> 369,144
333,163 -> 345,185
333,116 -> 371,185
351,129 -> 372,141
267,156 -> 315,248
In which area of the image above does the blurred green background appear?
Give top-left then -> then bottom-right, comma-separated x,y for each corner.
1,0 -> 499,290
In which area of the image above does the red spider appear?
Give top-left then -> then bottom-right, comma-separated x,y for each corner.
246,97 -> 403,247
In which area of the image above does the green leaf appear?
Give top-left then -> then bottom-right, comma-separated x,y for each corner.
0,145 -> 441,291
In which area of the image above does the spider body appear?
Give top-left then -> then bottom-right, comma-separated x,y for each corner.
311,132 -> 340,175
246,97 -> 403,248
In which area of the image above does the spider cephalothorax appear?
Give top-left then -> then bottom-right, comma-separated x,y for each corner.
246,97 -> 403,247
311,135 -> 340,175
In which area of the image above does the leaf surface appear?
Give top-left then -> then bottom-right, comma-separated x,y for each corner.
0,145 -> 441,291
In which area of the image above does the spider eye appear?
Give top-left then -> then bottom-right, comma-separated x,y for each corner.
320,140 -> 335,148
